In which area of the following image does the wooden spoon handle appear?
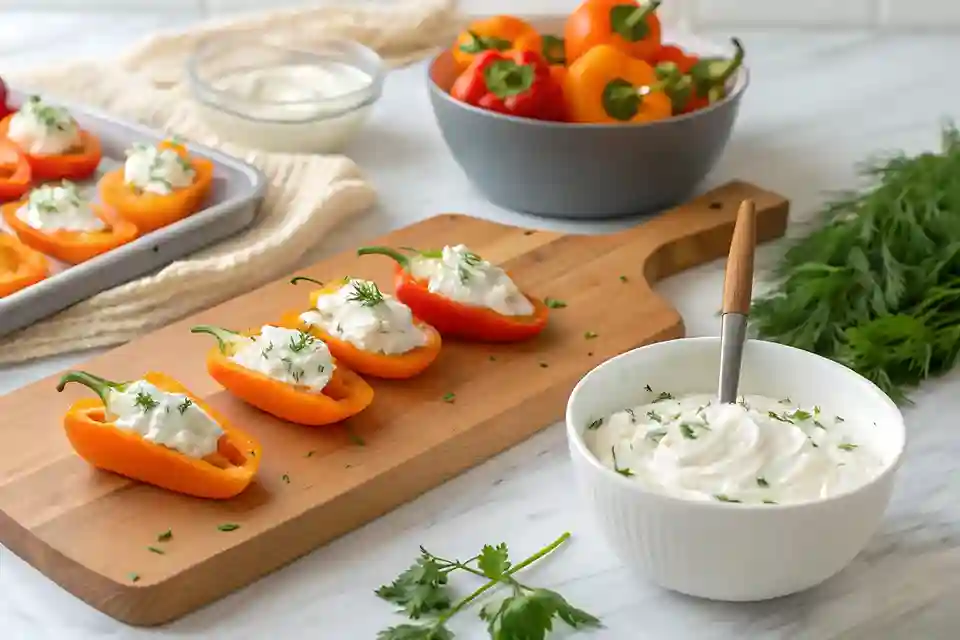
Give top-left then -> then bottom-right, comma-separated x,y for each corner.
721,199 -> 757,315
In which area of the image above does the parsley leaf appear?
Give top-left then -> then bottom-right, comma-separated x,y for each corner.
477,543 -> 511,580
482,588 -> 601,640
376,625 -> 454,640
375,554 -> 452,619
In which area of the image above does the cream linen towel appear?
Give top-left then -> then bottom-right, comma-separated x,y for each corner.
0,0 -> 463,365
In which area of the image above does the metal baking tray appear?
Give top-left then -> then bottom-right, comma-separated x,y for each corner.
0,88 -> 267,339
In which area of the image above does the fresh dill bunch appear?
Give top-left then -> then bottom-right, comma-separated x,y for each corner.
750,122 -> 960,403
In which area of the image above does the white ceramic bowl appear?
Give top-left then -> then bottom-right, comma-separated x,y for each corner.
565,337 -> 906,602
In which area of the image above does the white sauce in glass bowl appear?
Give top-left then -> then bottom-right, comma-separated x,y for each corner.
583,390 -> 886,505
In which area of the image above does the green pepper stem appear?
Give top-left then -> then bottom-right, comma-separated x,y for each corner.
625,0 -> 662,29
290,276 -> 325,287
356,246 -> 411,270
190,325 -> 241,354
56,370 -> 125,407
717,37 -> 745,84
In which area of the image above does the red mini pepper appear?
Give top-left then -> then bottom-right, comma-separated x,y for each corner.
356,245 -> 550,343
449,49 -> 566,122
652,44 -> 698,75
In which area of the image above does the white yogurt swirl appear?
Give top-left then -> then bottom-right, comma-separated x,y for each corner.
229,325 -> 335,393
409,244 -> 533,316
123,142 -> 196,195
584,392 -> 886,505
299,278 -> 428,355
7,96 -> 81,155
16,181 -> 105,232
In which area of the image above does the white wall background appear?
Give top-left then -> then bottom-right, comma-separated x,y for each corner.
2,0 -> 959,28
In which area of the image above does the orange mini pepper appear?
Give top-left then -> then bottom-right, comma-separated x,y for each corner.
191,324 -> 374,426
279,276 -> 442,380
565,0 -> 663,66
98,139 -> 214,234
0,231 -> 48,297
356,246 -> 549,343
0,112 -> 102,182
453,15 -> 543,70
564,44 -> 672,124
1,193 -> 139,264
56,370 -> 261,500
0,139 -> 32,202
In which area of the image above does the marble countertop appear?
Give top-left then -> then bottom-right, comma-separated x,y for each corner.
3,10 -> 960,640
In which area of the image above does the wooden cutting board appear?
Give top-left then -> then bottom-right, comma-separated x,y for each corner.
0,181 -> 789,626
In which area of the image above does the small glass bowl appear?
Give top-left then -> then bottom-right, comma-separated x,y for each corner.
186,35 -> 386,154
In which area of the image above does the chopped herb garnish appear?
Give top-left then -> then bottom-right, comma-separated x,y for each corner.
814,420 -> 825,429
346,280 -> 385,307
305,450 -> 315,458
714,494 -> 742,503
763,499 -> 778,505
788,409 -> 812,421
646,410 -> 661,423
539,362 -> 549,368
779,397 -> 792,404
134,391 -> 159,412
281,474 -> 290,484
543,297 -> 567,309
147,546 -> 165,555
768,411 -> 793,424
654,391 -> 674,402
814,405 -> 822,415
757,477 -> 769,488
157,529 -> 173,542
217,523 -> 240,532
288,330 -> 316,353
619,275 -> 628,282
644,384 -> 652,392
587,417 -> 603,430
128,572 -> 140,583
442,392 -> 456,403
835,415 -> 845,423
625,408 -> 637,424
584,331 -> 599,340
610,447 -> 634,477
679,423 -> 697,439
489,355 -> 497,361
261,341 -> 275,358
346,426 -> 366,446
838,443 -> 858,451
177,398 -> 193,415
737,396 -> 749,409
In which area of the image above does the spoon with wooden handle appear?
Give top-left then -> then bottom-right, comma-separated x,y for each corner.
717,199 -> 757,405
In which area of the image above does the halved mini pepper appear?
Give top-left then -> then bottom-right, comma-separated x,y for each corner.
0,139 -> 32,202
565,0 -> 663,66
279,276 -> 443,380
192,324 -> 374,426
356,246 -> 549,343
56,370 -> 261,500
1,198 -> 138,264
450,49 -> 567,122
0,113 -> 102,182
0,232 -> 47,297
98,139 -> 214,233
564,44 -> 672,124
453,15 -> 543,71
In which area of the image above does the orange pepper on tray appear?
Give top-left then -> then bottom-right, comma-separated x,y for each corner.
98,139 -> 214,234
0,139 -> 32,202
1,192 -> 139,264
565,0 -> 663,66
0,112 -> 102,182
453,15 -> 543,70
564,44 -> 672,124
191,324 -> 374,426
278,276 -> 443,380
0,232 -> 48,297
56,370 -> 261,500
356,246 -> 550,343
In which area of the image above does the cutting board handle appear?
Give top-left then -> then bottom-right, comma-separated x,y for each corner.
620,181 -> 788,286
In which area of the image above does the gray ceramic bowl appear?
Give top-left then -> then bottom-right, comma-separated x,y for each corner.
427,42 -> 749,220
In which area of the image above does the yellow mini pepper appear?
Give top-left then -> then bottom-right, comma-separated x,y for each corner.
564,44 -> 672,124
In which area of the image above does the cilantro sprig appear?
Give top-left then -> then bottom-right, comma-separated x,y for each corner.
375,533 -> 601,640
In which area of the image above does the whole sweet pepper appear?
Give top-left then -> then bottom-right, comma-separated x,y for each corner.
565,0 -> 663,66
564,44 -> 672,124
453,15 -> 543,71
356,246 -> 550,343
672,38 -> 745,114
56,370 -> 261,500
450,49 -> 566,121
281,276 -> 443,380
191,325 -> 375,426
